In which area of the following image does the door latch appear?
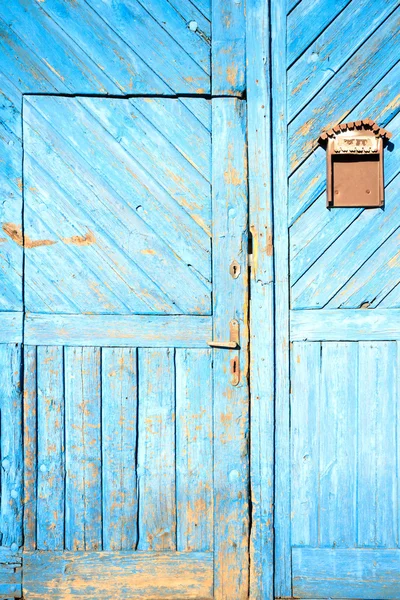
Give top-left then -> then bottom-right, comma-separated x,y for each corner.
207,319 -> 239,349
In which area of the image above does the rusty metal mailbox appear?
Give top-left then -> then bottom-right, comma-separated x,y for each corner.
319,119 -> 392,208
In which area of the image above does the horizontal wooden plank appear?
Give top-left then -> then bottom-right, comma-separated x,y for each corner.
0,312 -> 22,343
293,548 -> 400,599
0,547 -> 22,599
23,551 -> 213,599
290,309 -> 400,341
24,314 -> 212,347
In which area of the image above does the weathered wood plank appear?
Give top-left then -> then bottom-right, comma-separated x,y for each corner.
0,313 -> 22,344
291,309 -> 400,341
290,111 -> 400,285
287,0 -> 351,66
24,314 -> 212,347
141,0 -> 210,74
318,342 -> 358,546
36,346 -> 65,550
212,98 -> 249,599
326,228 -> 400,308
293,548 -> 400,599
23,551 -> 213,600
292,173 -> 400,309
23,346 -> 37,551
64,347 -> 102,551
288,9 -> 400,172
137,348 -> 176,551
288,60 -> 400,224
357,342 -> 397,547
271,0 -> 291,595
212,0 -> 246,95
0,344 -> 23,550
0,547 -> 22,599
101,348 -> 138,551
246,0 -> 275,596
175,348 -> 213,552
86,0 -> 210,93
291,342 -> 320,547
23,96 -> 211,315
288,0 -> 398,120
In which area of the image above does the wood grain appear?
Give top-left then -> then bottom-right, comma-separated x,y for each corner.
23,551 -> 213,600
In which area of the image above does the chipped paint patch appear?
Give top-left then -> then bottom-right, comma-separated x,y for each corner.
2,223 -> 57,248
63,230 -> 96,246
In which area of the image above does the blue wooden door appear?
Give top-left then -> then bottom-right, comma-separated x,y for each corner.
10,96 -> 249,598
0,1 -> 251,597
272,1 -> 400,598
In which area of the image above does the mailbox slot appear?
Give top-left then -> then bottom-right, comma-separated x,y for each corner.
319,119 -> 391,209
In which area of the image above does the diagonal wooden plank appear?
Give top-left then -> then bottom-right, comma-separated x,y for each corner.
24,156 -> 152,314
81,96 -> 211,235
290,110 -> 400,284
136,0 -> 210,74
25,96 -> 211,282
24,146 -> 204,315
182,0 -> 211,21
130,98 -> 211,182
287,0 -> 351,66
0,17 -> 63,93
292,172 -> 400,308
86,0 -> 210,93
288,59 -> 400,224
0,3 -> 115,94
24,99 -> 211,314
288,9 -> 400,172
379,279 -> 400,307
288,0 -> 399,121
325,228 -> 400,308
180,97 -> 211,131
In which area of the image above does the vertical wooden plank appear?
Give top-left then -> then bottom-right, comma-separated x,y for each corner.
246,0 -> 275,597
137,348 -> 176,551
0,343 -> 23,550
319,342 -> 358,547
271,0 -> 290,595
23,345 -> 37,550
101,347 -> 138,551
291,342 -> 320,548
175,348 -> 213,552
212,98 -> 249,599
65,347 -> 102,551
36,346 -> 65,550
212,0 -> 246,96
358,342 -> 398,547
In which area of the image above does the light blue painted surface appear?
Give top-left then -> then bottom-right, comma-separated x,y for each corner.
277,2 -> 400,599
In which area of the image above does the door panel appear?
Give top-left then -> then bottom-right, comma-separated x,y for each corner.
3,97 -> 249,599
274,1 -> 400,598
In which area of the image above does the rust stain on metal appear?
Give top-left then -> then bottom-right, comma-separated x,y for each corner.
2,223 -> 57,248
63,230 -> 96,246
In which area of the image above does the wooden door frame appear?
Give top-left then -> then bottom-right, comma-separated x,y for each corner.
246,1 -> 288,598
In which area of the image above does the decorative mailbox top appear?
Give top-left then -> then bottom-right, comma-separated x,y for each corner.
318,119 -> 392,209
319,118 -> 391,152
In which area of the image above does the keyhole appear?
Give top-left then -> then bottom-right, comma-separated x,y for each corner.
230,260 -> 241,279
